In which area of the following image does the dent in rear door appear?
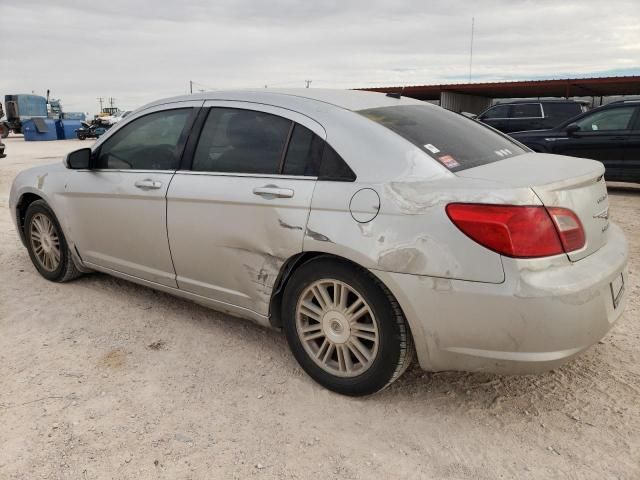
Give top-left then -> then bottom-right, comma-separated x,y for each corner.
166,173 -> 316,315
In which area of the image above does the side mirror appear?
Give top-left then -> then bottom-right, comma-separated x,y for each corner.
565,123 -> 580,135
64,148 -> 91,169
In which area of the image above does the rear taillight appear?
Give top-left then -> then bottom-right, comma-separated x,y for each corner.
547,206 -> 586,253
446,203 -> 585,258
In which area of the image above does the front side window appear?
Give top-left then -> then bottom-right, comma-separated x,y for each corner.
574,107 -> 636,132
481,104 -> 510,119
192,108 -> 291,174
511,103 -> 542,118
359,105 -> 526,172
96,109 -> 192,170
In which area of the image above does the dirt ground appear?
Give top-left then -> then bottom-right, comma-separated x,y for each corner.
0,136 -> 638,479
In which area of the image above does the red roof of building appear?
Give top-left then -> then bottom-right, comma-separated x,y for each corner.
360,76 -> 640,100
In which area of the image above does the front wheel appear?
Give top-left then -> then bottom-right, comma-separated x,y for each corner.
24,200 -> 82,282
282,258 -> 414,396
0,124 -> 9,138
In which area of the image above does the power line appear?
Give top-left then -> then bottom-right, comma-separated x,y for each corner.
469,16 -> 475,82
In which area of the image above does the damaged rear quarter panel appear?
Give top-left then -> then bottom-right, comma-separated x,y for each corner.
305,177 -> 541,284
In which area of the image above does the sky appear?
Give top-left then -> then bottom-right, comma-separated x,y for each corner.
2,0 -> 639,114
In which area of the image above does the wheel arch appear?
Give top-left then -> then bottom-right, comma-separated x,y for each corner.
15,192 -> 90,273
269,251 -> 432,370
15,192 -> 46,245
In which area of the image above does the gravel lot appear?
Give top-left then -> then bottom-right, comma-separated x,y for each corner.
1,136 -> 639,479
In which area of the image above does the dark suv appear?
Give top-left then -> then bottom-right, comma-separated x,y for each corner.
510,100 -> 640,183
476,100 -> 588,133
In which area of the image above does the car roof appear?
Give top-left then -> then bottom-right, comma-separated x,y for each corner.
144,88 -> 426,112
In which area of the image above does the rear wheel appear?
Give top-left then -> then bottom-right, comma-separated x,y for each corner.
0,124 -> 9,138
24,200 -> 81,282
282,258 -> 414,396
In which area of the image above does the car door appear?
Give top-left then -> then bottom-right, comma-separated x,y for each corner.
552,106 -> 636,179
62,102 -> 200,287
508,103 -> 544,132
477,104 -> 511,132
166,102 -> 324,316
622,110 -> 640,182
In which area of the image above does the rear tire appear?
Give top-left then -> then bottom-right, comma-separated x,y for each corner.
0,124 -> 9,138
282,258 -> 414,396
24,200 -> 82,282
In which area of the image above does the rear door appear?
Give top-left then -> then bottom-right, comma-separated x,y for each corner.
477,104 -> 511,132
507,103 -> 544,132
63,102 -> 199,286
166,102 -> 324,315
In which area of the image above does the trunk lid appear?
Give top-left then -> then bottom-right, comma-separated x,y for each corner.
457,153 -> 609,261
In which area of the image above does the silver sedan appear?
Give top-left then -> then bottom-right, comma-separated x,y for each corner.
9,89 -> 628,396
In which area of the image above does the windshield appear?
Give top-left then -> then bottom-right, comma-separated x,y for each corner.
359,105 -> 526,172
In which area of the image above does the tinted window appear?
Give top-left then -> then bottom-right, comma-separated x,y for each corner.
96,109 -> 191,170
282,124 -> 355,180
511,103 -> 542,118
193,108 -> 291,174
575,107 -> 636,131
481,104 -> 510,119
359,105 -> 526,172
543,103 -> 583,120
318,144 -> 356,181
283,124 -> 324,176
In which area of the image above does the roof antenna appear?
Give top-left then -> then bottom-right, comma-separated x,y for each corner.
386,85 -> 404,99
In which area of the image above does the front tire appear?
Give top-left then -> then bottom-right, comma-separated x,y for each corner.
24,200 -> 81,282
282,258 -> 414,396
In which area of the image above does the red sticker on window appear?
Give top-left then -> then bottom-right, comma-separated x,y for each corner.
438,154 -> 460,169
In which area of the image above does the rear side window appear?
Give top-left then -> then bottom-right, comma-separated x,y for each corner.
283,124 -> 324,176
543,103 -> 583,121
359,105 -> 526,172
96,109 -> 192,170
481,104 -> 510,119
193,108 -> 291,174
511,103 -> 542,118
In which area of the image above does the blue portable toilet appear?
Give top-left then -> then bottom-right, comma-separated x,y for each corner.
55,119 -> 65,139
62,120 -> 84,140
22,118 -> 58,141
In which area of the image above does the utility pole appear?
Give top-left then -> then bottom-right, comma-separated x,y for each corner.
190,80 -> 193,94
468,17 -> 475,83
305,80 -> 312,88
97,97 -> 104,112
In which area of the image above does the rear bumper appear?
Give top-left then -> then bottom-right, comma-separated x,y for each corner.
374,223 -> 629,373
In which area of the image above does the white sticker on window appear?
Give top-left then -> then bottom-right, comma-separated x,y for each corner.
423,143 -> 440,154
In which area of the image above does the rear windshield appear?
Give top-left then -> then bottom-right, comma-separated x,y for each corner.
359,105 -> 526,172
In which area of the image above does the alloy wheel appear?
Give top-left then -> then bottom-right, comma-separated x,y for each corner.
29,213 -> 61,272
295,279 -> 380,377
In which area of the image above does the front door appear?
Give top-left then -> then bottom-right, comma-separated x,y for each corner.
63,104 -> 199,287
167,102 -> 325,315
553,106 -> 637,180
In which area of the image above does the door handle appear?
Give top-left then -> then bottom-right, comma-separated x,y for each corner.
134,179 -> 163,190
253,186 -> 294,198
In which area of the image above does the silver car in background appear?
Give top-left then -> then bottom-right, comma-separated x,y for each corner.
9,89 -> 628,396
